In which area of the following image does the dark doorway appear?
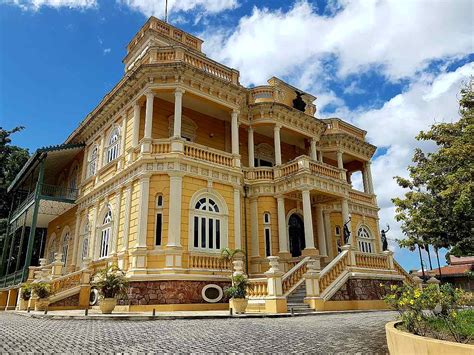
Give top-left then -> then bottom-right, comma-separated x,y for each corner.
288,214 -> 305,257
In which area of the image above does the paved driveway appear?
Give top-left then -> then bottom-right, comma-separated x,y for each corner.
0,311 -> 396,353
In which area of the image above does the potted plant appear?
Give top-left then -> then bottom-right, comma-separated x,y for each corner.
93,266 -> 128,314
19,283 -> 32,311
31,283 -> 51,311
225,274 -> 248,314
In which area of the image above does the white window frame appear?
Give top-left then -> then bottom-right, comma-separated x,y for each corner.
357,226 -> 375,253
99,209 -> 112,259
87,145 -> 98,178
155,194 -> 164,246
80,219 -> 90,262
106,127 -> 121,164
190,195 -> 228,253
263,212 -> 272,257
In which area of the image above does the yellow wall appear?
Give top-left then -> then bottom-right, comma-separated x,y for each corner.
45,206 -> 78,266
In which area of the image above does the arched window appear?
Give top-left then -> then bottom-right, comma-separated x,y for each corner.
155,194 -> 164,246
47,233 -> 57,264
61,230 -> 70,266
69,163 -> 79,191
192,196 -> 224,251
263,212 -> 271,257
99,208 -> 112,258
255,143 -> 275,167
357,226 -> 374,253
106,127 -> 121,163
168,115 -> 197,142
87,145 -> 98,177
80,219 -> 90,261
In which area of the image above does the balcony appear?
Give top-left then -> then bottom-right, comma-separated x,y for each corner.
248,86 -> 316,116
322,118 -> 366,140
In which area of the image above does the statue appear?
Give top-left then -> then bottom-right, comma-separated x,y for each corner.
343,218 -> 351,245
381,224 -> 390,251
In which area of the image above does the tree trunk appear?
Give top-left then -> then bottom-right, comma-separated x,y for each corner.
435,247 -> 442,278
425,244 -> 433,270
418,244 -> 426,280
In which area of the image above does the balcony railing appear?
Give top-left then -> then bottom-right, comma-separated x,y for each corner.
184,141 -> 234,167
40,184 -> 78,201
248,86 -> 316,116
277,156 -> 345,181
323,118 -> 366,140
349,189 -> 375,205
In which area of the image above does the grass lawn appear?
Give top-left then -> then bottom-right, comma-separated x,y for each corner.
425,309 -> 474,344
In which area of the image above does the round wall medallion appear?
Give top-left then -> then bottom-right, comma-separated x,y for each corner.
89,288 -> 99,306
201,284 -> 223,303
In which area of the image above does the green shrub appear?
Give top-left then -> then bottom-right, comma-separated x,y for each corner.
225,274 -> 248,299
93,266 -> 129,299
21,284 -> 32,300
32,283 -> 51,299
383,282 -> 473,343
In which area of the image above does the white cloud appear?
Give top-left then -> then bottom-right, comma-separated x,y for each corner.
6,0 -> 96,10
203,0 -> 473,85
103,48 -> 111,54
118,0 -> 238,18
353,63 -> 474,245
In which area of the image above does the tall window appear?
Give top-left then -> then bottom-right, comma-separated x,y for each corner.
106,127 -> 120,163
61,231 -> 70,266
81,220 -> 89,261
357,226 -> 374,253
47,233 -> 57,264
155,194 -> 163,246
192,197 -> 223,251
69,164 -> 78,191
87,145 -> 98,178
263,212 -> 272,257
99,208 -> 112,258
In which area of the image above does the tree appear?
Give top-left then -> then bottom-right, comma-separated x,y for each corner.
393,81 -> 474,257
0,126 -> 29,219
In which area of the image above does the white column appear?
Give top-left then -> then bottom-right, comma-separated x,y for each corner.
167,173 -> 183,247
233,188 -> 241,249
231,110 -> 239,155
277,196 -> 289,254
316,205 -> 327,257
318,150 -> 324,163
310,139 -> 317,161
337,150 -> 344,169
362,167 -> 369,193
111,191 -> 122,254
121,184 -> 132,252
97,134 -> 105,171
120,114 -> 127,157
144,91 -> 154,140
90,203 -> 99,260
131,103 -> 141,148
274,124 -> 282,166
71,211 -> 82,270
250,198 -> 259,257
173,88 -> 185,138
137,176 -> 150,248
366,161 -> 374,194
248,126 -> 255,167
341,198 -> 351,245
301,189 -> 316,250
323,211 -> 334,260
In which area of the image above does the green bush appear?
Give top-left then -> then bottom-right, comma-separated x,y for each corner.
225,274 -> 248,299
31,283 -> 51,299
383,282 -> 473,343
93,266 -> 129,299
20,283 -> 32,300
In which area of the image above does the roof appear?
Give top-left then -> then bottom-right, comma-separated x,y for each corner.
7,143 -> 85,193
449,255 -> 474,265
416,262 -> 473,278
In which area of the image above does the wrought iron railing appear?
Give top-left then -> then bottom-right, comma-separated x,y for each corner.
40,184 -> 78,201
0,268 -> 26,288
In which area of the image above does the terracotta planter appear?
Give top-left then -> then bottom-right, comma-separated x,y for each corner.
230,298 -> 248,314
35,299 -> 49,311
99,298 -> 117,314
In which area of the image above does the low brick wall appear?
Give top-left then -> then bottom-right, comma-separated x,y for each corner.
330,278 -> 402,301
120,281 -> 231,306
50,293 -> 80,307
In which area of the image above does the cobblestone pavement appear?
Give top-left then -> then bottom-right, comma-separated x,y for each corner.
0,311 -> 396,353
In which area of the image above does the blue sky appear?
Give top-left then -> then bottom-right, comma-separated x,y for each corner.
1,0 -> 473,271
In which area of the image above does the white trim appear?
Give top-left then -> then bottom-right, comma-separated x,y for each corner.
201,284 -> 223,303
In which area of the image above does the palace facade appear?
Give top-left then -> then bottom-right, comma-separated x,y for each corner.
0,17 -> 410,313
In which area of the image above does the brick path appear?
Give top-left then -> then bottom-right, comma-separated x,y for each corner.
0,311 -> 396,353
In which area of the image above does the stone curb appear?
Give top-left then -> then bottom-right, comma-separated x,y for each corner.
13,309 -> 393,321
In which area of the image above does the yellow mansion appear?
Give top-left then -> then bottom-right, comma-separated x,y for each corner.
0,17 -> 410,313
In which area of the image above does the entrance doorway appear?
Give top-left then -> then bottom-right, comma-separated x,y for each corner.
288,214 -> 305,257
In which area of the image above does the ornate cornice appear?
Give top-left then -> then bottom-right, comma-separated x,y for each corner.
320,133 -> 376,160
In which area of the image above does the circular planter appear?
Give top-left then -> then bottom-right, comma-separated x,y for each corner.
35,299 -> 49,312
99,298 -> 117,314
230,298 -> 248,314
386,321 -> 474,355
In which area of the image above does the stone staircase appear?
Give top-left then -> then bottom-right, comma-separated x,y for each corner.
286,283 -> 311,313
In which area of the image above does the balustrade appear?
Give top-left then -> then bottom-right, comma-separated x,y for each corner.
349,190 -> 375,205
282,257 -> 309,295
184,142 -> 234,167
247,279 -> 268,298
318,251 -> 349,293
151,140 -> 171,154
355,252 -> 388,269
188,254 -> 231,270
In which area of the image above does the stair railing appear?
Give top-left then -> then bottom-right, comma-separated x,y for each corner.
282,256 -> 311,296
